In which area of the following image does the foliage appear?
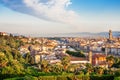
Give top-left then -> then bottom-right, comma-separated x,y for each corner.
106,55 -> 115,68
90,75 -> 114,80
0,52 -> 8,67
114,70 -> 120,77
61,56 -> 70,71
39,60 -> 51,72
50,64 -> 63,73
112,57 -> 120,68
94,67 -> 104,75
66,50 -> 85,57
4,75 -> 116,80
114,77 -> 120,80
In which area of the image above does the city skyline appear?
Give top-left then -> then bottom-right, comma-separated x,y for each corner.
0,0 -> 120,35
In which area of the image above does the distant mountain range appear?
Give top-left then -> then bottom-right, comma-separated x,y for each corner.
12,31 -> 120,38
97,31 -> 120,38
45,31 -> 120,38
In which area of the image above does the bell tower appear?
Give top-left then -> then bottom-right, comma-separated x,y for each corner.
109,30 -> 113,40
88,51 -> 92,64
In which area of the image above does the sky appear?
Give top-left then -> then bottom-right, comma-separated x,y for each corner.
0,0 -> 120,35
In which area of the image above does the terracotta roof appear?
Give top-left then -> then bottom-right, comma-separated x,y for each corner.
98,61 -> 106,65
92,54 -> 106,58
70,56 -> 87,61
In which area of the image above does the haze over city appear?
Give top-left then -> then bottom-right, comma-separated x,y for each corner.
0,0 -> 120,35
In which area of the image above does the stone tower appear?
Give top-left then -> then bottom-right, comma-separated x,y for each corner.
88,51 -> 92,64
109,30 -> 113,40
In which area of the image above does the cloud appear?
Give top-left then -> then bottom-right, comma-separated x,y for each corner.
0,0 -> 79,25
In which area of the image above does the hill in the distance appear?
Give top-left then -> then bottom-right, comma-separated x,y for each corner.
12,31 -> 120,37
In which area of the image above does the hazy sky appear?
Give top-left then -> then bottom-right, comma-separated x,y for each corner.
0,0 -> 120,34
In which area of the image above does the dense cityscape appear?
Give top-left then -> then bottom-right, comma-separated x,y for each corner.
0,30 -> 120,80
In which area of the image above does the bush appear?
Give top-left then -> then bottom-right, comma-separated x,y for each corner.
56,76 -> 67,80
4,76 -> 38,80
75,75 -> 90,80
24,75 -> 38,80
114,71 -> 120,77
66,50 -> 85,57
38,76 -> 56,80
4,77 -> 24,80
90,75 -> 114,80
114,77 -> 120,80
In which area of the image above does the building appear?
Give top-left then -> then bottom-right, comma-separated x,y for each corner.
31,49 -> 50,63
0,32 -> 8,36
69,51 -> 92,64
109,30 -> 113,41
92,53 -> 107,67
30,39 -> 51,63
70,56 -> 90,64
89,51 -> 92,64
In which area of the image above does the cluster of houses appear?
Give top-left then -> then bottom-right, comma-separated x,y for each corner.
0,30 -> 117,68
0,32 -> 9,36
18,37 -> 108,68
62,30 -> 120,56
46,30 -> 119,67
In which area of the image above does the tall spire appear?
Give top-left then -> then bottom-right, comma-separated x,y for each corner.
109,29 -> 113,40
89,51 -> 92,64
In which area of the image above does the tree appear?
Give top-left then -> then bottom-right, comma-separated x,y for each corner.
61,56 -> 70,71
106,55 -> 114,68
0,38 -> 6,46
12,49 -> 18,59
4,50 -> 13,61
66,50 -> 85,57
0,52 -> 8,67
112,57 -> 120,68
39,60 -> 50,72
30,56 -> 35,65
86,63 -> 93,74
51,63 -> 63,73
7,38 -> 16,48
94,67 -> 104,75
24,53 -> 31,63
